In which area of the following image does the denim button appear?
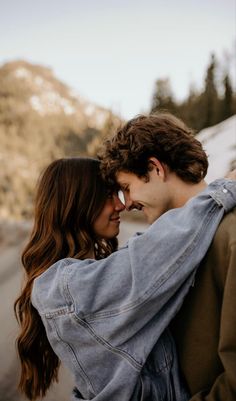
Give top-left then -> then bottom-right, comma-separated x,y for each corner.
223,188 -> 228,193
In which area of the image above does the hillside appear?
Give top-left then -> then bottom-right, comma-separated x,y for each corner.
197,115 -> 236,183
0,60 -> 121,219
0,59 -> 235,220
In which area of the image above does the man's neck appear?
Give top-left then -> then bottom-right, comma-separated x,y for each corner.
170,177 -> 207,209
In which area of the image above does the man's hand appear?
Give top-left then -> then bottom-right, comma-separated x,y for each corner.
225,169 -> 236,180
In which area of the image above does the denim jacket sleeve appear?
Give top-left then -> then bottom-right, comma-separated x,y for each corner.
32,179 -> 236,353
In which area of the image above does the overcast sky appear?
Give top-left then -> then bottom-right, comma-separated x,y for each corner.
1,0 -> 235,119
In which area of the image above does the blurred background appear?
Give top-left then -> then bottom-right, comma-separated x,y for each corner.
0,0 -> 235,400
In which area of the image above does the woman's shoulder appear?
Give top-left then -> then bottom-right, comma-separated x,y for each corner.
31,258 -> 77,313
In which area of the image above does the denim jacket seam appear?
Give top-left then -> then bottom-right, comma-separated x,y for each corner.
58,267 -> 141,369
211,192 -> 226,208
63,268 -> 75,306
83,202 -> 218,321
50,317 -> 97,395
72,312 -> 142,371
44,304 -> 74,318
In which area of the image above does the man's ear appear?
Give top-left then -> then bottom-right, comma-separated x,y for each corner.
148,157 -> 167,180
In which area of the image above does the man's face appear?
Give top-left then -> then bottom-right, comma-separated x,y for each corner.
116,168 -> 173,224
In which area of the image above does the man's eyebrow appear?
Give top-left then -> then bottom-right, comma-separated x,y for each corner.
119,183 -> 129,190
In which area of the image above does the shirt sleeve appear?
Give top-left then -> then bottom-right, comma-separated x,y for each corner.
65,179 -> 236,327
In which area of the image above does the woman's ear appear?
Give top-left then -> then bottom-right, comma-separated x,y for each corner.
148,157 -> 166,179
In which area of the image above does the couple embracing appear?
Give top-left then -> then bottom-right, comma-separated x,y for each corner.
15,113 -> 236,400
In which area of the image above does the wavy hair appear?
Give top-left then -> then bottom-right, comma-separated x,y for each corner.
99,112 -> 208,185
14,157 -> 118,400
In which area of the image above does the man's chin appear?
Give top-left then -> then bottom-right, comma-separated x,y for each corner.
143,212 -> 153,225
144,212 -> 159,225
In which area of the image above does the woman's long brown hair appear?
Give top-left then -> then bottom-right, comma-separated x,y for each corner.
14,157 -> 118,400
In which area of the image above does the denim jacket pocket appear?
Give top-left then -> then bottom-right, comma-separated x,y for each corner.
135,330 -> 190,401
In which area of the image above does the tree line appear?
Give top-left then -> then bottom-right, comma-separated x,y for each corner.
150,53 -> 236,132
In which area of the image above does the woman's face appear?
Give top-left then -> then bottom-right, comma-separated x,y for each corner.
93,193 -> 125,239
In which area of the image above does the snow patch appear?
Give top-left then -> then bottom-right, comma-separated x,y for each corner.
15,67 -> 76,115
197,115 -> 236,183
30,92 -> 76,115
14,67 -> 30,79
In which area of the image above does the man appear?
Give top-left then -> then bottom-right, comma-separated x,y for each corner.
99,112 -> 236,400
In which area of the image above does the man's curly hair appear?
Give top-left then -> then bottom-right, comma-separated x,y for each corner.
99,112 -> 208,185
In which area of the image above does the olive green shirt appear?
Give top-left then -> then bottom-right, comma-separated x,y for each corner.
171,208 -> 236,400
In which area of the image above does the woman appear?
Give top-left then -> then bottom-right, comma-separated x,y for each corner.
14,157 -> 236,401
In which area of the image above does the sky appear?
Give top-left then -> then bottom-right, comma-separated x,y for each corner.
0,0 -> 235,119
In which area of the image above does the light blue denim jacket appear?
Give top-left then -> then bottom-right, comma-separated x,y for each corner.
32,179 -> 236,401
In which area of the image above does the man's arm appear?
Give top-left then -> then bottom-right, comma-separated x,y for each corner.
171,206 -> 236,401
189,239 -> 236,401
225,169 -> 236,180
64,180 -> 236,331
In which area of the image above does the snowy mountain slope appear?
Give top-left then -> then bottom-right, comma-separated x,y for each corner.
0,60 -> 122,219
4,60 -> 119,129
197,115 -> 236,183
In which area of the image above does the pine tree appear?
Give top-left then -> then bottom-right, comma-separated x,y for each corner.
178,85 -> 202,131
221,73 -> 233,120
150,78 -> 177,114
200,54 -> 219,128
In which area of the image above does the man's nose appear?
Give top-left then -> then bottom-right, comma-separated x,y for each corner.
123,194 -> 134,211
113,194 -> 125,212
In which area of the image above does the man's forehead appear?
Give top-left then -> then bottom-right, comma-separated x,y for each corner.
116,171 -> 133,182
115,171 -> 141,186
